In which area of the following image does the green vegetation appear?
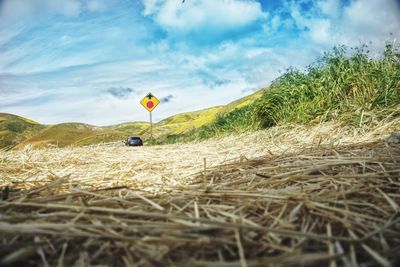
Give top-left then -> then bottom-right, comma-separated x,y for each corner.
155,43 -> 400,144
108,122 -> 149,135
151,105 -> 259,144
16,123 -> 129,148
6,121 -> 28,133
256,44 -> 400,128
0,113 -> 44,149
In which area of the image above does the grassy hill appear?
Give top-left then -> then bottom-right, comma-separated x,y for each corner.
0,90 -> 263,149
16,123 -> 128,148
0,115 -> 148,149
106,122 -> 150,135
0,113 -> 45,149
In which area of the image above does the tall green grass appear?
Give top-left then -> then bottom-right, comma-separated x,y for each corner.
256,43 -> 400,127
154,43 -> 400,144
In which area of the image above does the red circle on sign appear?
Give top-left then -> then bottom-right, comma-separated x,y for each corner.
146,101 -> 154,109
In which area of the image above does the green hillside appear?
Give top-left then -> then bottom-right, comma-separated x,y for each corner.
0,113 -> 45,149
107,122 -> 150,135
16,123 -> 126,148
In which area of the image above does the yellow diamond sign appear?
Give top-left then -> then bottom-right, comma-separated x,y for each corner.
140,93 -> 160,112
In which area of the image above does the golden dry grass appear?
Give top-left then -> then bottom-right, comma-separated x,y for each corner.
0,119 -> 399,267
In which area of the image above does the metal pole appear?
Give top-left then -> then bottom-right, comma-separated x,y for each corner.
149,112 -> 152,139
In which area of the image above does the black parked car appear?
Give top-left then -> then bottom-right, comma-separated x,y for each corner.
125,136 -> 143,146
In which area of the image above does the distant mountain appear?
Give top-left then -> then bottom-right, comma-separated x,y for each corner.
0,90 -> 262,149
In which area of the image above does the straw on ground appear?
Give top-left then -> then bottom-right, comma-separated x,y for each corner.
0,120 -> 399,267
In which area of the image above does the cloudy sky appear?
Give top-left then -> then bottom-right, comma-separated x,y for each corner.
0,0 -> 399,125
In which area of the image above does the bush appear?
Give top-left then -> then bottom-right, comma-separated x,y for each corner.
6,121 -> 27,133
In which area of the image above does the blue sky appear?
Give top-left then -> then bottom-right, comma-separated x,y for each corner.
0,0 -> 399,125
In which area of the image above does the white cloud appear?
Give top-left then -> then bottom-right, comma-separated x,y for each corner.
288,6 -> 331,45
270,16 -> 281,31
290,4 -> 309,29
0,0 -> 82,26
317,0 -> 341,18
141,0 -> 267,33
340,0 -> 400,46
48,0 -> 81,17
142,0 -> 164,16
289,0 -> 400,49
308,19 -> 332,44
86,0 -> 108,12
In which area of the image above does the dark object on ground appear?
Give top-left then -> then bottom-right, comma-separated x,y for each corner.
387,132 -> 400,144
1,186 -> 9,200
125,136 -> 143,146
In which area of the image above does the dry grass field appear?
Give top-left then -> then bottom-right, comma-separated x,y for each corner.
1,119 -> 399,267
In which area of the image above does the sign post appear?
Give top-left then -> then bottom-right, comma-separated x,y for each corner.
140,93 -> 160,139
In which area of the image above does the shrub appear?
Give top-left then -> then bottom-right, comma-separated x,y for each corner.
6,121 -> 27,133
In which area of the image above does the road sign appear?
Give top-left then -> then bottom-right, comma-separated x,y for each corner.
140,93 -> 160,112
140,92 -> 160,139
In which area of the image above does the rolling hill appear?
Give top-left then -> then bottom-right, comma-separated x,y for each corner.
0,113 -> 45,149
0,90 -> 263,149
16,123 -> 128,148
